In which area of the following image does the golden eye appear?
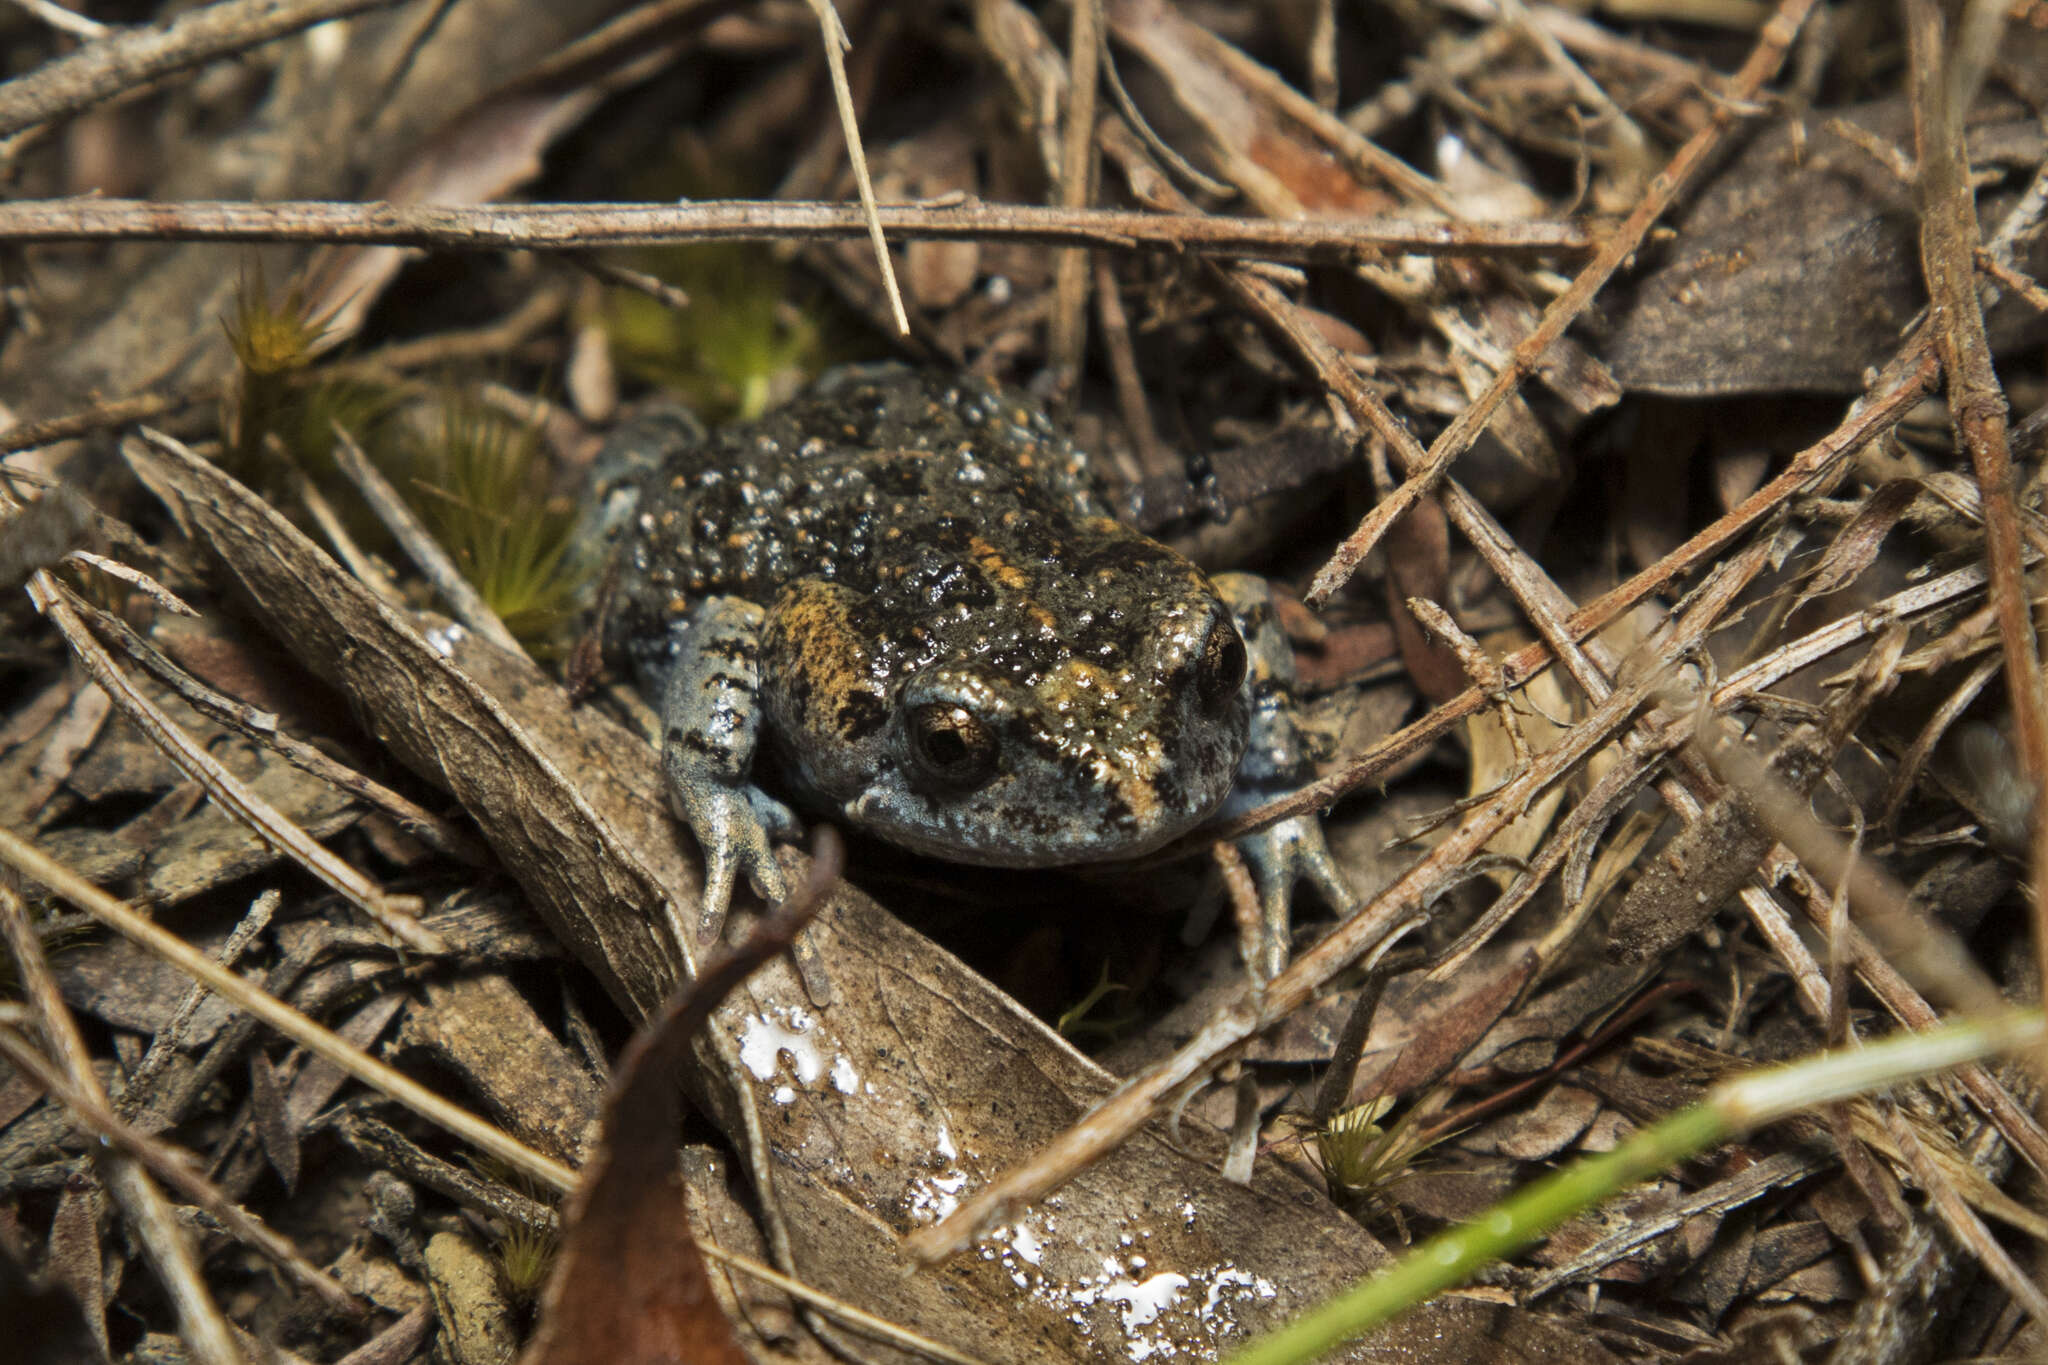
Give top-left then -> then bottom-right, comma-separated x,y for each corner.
906,703 -> 1001,791
1195,619 -> 1248,714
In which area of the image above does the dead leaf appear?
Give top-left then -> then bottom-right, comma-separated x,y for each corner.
518,885 -> 824,1365
1108,0 -> 1409,214
1601,98 -> 2048,394
47,1180 -> 107,1360
249,1050 -> 301,1194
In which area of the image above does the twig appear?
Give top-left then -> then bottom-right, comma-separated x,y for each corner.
1903,0 -> 2047,1003
1977,251 -> 2048,315
0,388 -> 198,457
803,0 -> 907,334
0,0 -> 412,138
567,256 -> 692,312
0,195 -> 1599,259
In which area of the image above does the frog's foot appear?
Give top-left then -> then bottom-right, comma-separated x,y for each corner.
652,594 -> 801,939
673,780 -> 802,940
1233,808 -> 1358,982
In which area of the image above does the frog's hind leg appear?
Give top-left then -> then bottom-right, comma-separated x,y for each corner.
657,596 -> 802,940
1211,573 -> 1359,982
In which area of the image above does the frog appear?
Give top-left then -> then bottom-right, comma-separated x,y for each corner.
593,365 -> 1353,973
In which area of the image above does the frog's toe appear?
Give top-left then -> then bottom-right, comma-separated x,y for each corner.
1236,813 -> 1359,979
678,785 -> 796,940
749,788 -> 804,845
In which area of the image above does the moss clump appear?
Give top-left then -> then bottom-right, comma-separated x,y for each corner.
605,242 -> 824,424
400,395 -> 591,657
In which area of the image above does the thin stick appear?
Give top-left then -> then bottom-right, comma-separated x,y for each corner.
0,195 -> 1599,259
1904,0 -> 2048,1007
0,0 -> 411,138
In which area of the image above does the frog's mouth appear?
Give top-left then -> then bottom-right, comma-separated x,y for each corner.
841,771 -> 1232,867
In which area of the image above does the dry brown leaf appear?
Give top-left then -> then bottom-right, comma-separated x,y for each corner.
1107,0 -> 1410,215
516,905 -> 811,1365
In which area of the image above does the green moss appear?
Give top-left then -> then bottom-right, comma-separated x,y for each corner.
221,264 -> 339,476
606,243 -> 825,423
400,395 -> 591,657
496,1217 -> 559,1305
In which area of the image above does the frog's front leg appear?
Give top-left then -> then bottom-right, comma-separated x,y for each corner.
658,596 -> 802,938
1212,573 -> 1358,981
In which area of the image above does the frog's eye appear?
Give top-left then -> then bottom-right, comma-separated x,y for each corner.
1195,619 -> 1248,714
906,703 -> 1002,791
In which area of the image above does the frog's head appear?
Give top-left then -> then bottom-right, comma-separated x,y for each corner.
836,589 -> 1253,865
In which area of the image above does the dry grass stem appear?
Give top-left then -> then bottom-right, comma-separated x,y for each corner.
0,195 -> 1599,258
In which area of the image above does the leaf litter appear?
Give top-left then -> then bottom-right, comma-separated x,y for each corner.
0,1 -> 2045,1363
